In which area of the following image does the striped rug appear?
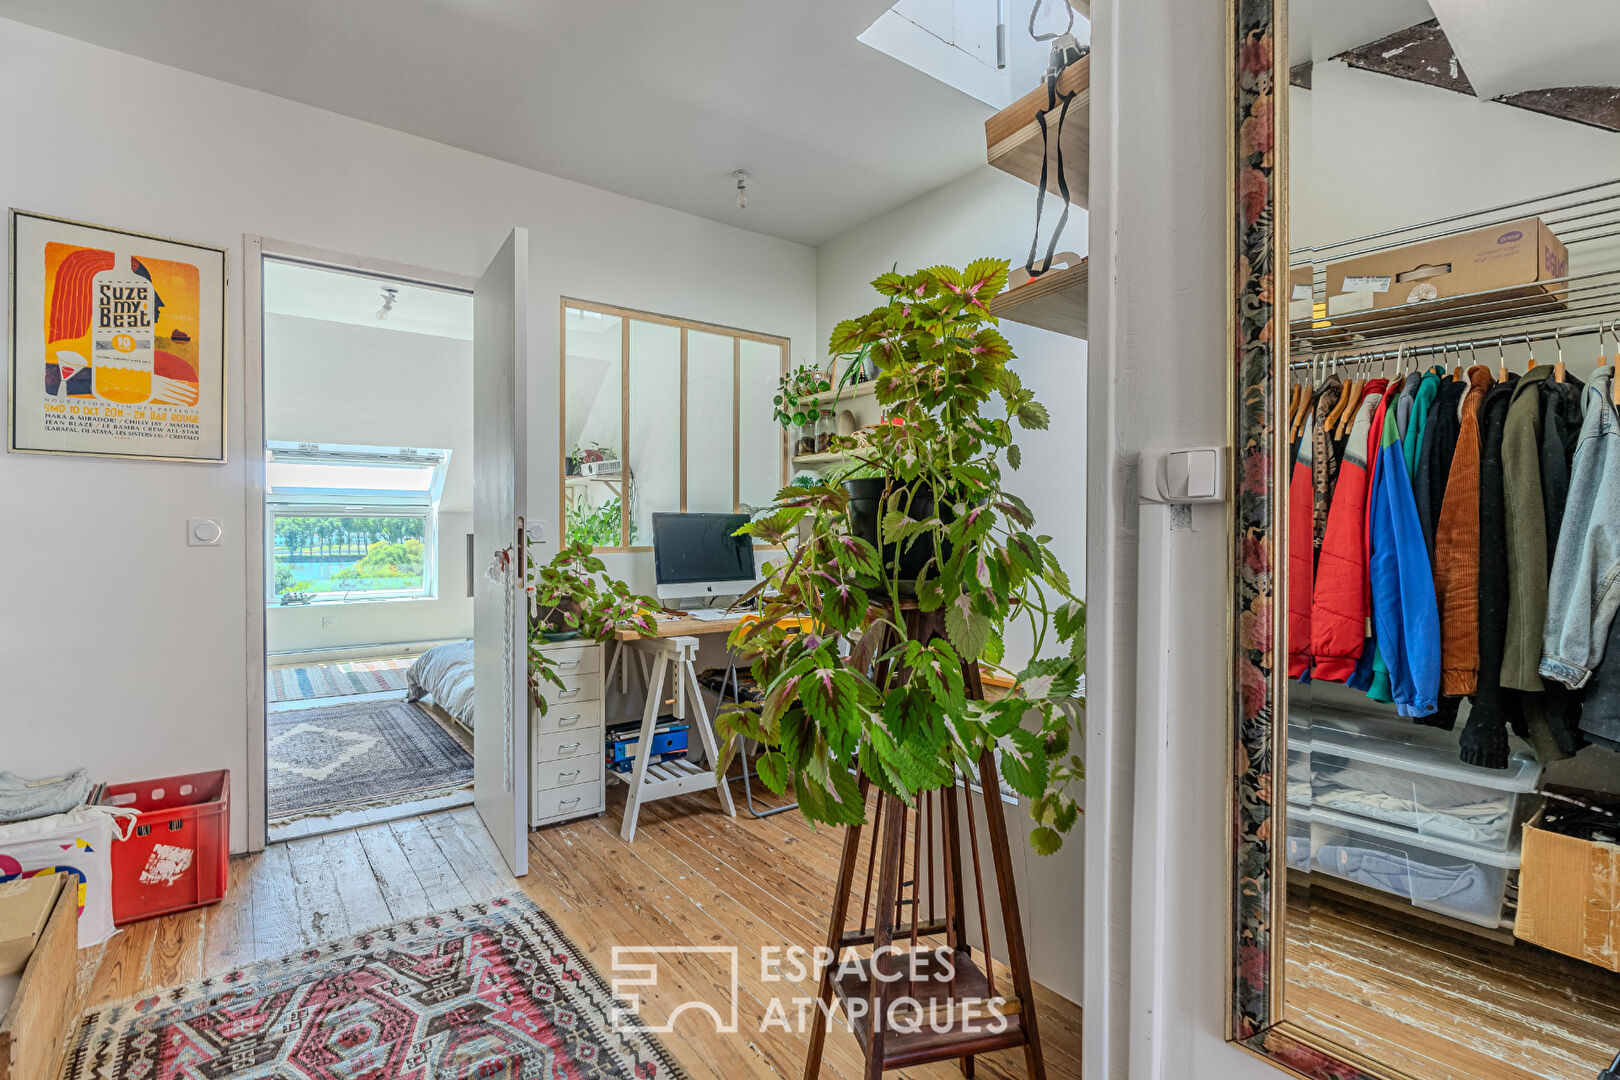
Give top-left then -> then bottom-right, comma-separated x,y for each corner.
267,657 -> 413,703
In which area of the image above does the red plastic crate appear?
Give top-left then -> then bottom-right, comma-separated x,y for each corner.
101,770 -> 229,925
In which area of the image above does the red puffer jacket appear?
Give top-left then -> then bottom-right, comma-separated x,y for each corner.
1310,379 -> 1390,680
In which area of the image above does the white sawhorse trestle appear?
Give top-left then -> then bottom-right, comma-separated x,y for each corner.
605,634 -> 736,842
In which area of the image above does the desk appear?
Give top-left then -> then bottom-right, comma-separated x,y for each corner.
606,615 -> 741,841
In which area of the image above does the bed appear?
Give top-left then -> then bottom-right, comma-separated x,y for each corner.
406,641 -> 475,733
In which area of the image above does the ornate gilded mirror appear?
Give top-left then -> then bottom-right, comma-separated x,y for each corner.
1229,2 -> 1620,1077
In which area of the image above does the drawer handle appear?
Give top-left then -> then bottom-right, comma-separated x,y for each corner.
558,713 -> 583,726
557,660 -> 580,669
559,769 -> 581,780
559,688 -> 581,698
559,796 -> 581,808
559,742 -> 581,753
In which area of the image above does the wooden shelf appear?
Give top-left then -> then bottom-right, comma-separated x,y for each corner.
987,258 -> 1089,339
791,451 -> 848,467
986,54 -> 1091,208
809,381 -> 877,407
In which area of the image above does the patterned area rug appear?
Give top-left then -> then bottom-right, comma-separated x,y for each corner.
268,657 -> 413,703
63,893 -> 690,1080
268,700 -> 471,823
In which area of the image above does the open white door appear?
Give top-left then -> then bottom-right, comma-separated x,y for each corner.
473,228 -> 530,877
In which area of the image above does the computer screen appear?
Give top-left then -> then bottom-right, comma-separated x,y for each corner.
651,513 -> 755,586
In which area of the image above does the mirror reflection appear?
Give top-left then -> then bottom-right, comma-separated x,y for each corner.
1282,5 -> 1620,1077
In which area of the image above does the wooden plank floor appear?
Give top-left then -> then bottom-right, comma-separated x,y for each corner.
1285,883 -> 1620,1080
73,785 -> 1081,1080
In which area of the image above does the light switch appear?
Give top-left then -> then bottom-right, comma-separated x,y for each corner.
188,518 -> 223,546
1142,446 -> 1227,504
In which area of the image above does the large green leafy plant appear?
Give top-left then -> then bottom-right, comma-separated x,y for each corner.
718,260 -> 1085,854
526,539 -> 656,713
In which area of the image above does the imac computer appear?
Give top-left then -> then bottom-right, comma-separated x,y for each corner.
651,512 -> 757,607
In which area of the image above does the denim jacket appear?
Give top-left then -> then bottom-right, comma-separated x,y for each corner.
1541,367 -> 1620,688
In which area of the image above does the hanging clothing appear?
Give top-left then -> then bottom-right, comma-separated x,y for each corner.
1368,389 -> 1441,717
1460,376 -> 1523,769
1434,367 -> 1493,697
1312,379 -> 1389,681
1579,609 -> 1620,751
1543,368 -> 1620,689
1311,375 -> 1344,564
1500,366 -> 1556,692
1358,379 -> 1403,699
1404,367 -> 1443,477
1416,377 -> 1467,561
1288,405 -> 1316,679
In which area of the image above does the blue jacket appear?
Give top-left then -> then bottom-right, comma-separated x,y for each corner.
1368,403 -> 1441,716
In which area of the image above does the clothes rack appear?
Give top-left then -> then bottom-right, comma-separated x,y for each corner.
1289,318 -> 1620,372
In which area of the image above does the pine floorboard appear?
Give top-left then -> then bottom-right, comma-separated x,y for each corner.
71,784 -> 1084,1080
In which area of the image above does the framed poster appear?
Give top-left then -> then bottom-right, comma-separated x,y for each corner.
8,210 -> 226,462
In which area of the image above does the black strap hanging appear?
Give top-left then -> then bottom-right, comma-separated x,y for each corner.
1025,73 -> 1078,278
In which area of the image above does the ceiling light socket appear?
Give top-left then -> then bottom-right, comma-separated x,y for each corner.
733,170 -> 751,210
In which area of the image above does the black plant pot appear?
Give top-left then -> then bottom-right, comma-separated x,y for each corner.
844,477 -> 955,585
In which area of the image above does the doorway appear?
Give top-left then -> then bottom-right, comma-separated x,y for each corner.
248,243 -> 477,844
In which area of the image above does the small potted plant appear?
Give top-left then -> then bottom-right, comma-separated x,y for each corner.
718,259 -> 1084,854
525,538 -> 657,712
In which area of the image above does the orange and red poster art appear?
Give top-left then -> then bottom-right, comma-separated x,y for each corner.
9,210 -> 224,461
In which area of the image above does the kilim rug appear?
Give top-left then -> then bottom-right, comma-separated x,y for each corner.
267,657 -> 414,703
268,700 -> 471,822
62,893 -> 691,1080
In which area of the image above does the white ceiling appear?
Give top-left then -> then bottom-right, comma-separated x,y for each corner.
264,260 -> 473,340
0,0 -> 1005,246
1428,0 -> 1620,99
1290,0 -> 1620,101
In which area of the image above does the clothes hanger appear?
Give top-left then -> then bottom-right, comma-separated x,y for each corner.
1322,351 -> 1350,433
1526,333 -> 1537,371
1341,352 -> 1369,437
1451,341 -> 1463,381
1497,336 -> 1509,383
1608,322 -> 1620,409
1553,327 -> 1566,384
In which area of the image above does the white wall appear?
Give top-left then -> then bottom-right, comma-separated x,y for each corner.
263,313 -> 473,655
0,17 -> 816,853
1085,0 -> 1262,1077
815,163 -> 1089,1004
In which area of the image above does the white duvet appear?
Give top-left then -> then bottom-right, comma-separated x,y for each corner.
407,641 -> 475,732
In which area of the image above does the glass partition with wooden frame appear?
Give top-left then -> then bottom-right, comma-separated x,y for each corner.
560,299 -> 788,552
1228,3 -> 1620,1078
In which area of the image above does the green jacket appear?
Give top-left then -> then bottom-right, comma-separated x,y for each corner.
1500,364 -> 1554,693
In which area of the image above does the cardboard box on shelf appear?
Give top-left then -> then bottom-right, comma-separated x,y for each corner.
0,878 -> 61,978
1513,804 -> 1620,973
1288,265 -> 1316,323
1324,216 -> 1568,324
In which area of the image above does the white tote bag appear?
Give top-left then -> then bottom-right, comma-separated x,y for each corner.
0,804 -> 131,947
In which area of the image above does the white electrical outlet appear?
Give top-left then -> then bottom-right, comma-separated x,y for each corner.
321,616 -> 336,629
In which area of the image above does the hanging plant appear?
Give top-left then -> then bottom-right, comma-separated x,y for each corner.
718,259 -> 1085,854
773,363 -> 833,430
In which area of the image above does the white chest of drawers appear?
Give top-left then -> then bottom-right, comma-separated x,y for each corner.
530,639 -> 605,827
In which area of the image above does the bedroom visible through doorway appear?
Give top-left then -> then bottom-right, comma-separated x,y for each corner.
261,257 -> 476,843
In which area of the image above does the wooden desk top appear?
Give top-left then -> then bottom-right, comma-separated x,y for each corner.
614,614 -> 748,640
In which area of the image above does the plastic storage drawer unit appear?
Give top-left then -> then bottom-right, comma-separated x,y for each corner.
1310,806 -> 1520,927
1308,724 -> 1540,851
1286,806 -> 1313,871
1286,721 -> 1312,807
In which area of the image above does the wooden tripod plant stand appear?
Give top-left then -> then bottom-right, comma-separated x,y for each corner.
802,615 -> 1046,1080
